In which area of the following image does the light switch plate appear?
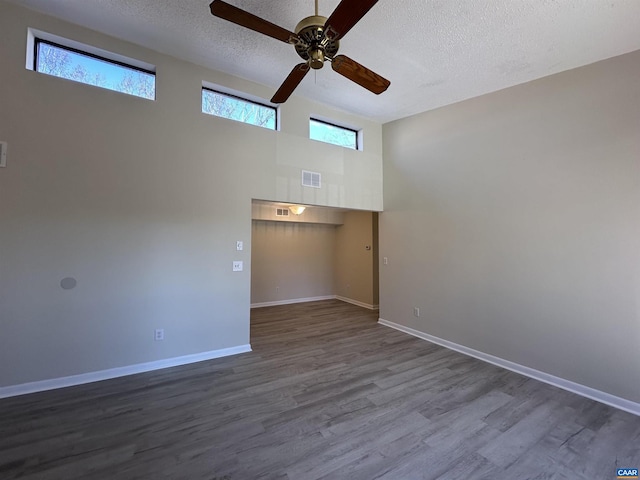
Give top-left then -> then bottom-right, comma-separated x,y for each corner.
0,142 -> 6,167
236,241 -> 243,251
233,261 -> 243,272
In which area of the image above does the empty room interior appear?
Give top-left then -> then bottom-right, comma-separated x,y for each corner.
251,201 -> 379,310
1,1 -> 639,479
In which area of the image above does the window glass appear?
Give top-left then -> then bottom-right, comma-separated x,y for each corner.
202,88 -> 276,130
35,40 -> 155,100
310,118 -> 358,149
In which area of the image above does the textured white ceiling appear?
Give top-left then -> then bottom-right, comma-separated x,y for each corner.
9,0 -> 640,123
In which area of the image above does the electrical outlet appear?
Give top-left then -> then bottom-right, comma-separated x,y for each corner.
413,307 -> 420,317
154,328 -> 164,341
233,261 -> 243,272
383,257 -> 388,265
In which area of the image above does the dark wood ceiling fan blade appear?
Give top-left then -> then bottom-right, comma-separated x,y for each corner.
331,55 -> 390,94
271,63 -> 311,104
209,1 -> 298,44
324,0 -> 379,41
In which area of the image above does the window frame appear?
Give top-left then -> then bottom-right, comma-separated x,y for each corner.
28,29 -> 157,101
309,117 -> 360,150
201,86 -> 278,131
33,38 -> 156,78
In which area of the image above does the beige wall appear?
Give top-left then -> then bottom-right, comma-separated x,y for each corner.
334,211 -> 378,307
251,221 -> 336,304
372,213 -> 379,306
380,50 -> 640,403
0,2 -> 383,387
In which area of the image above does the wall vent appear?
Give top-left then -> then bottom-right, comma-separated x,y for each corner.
302,170 -> 321,188
275,208 -> 289,217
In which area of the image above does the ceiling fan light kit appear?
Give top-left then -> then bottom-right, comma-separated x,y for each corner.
209,0 -> 390,104
294,15 -> 339,69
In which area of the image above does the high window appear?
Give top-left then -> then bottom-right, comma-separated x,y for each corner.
309,118 -> 359,149
33,38 -> 156,100
202,88 -> 277,130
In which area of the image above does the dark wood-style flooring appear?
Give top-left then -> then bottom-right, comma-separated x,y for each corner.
1,300 -> 639,479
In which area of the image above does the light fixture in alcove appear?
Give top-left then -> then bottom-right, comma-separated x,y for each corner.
289,205 -> 306,215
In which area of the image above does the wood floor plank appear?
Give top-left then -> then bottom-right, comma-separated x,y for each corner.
1,299 -> 638,479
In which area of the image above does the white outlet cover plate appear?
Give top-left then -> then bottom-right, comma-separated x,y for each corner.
233,261 -> 243,272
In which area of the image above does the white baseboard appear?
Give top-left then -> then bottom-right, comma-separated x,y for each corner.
0,344 -> 252,399
251,295 -> 379,310
251,295 -> 335,308
378,318 -> 640,417
335,295 -> 379,311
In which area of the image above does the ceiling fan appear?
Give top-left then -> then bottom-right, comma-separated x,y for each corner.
209,0 -> 390,104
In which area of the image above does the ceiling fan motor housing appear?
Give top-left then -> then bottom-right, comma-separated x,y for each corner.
294,15 -> 339,69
